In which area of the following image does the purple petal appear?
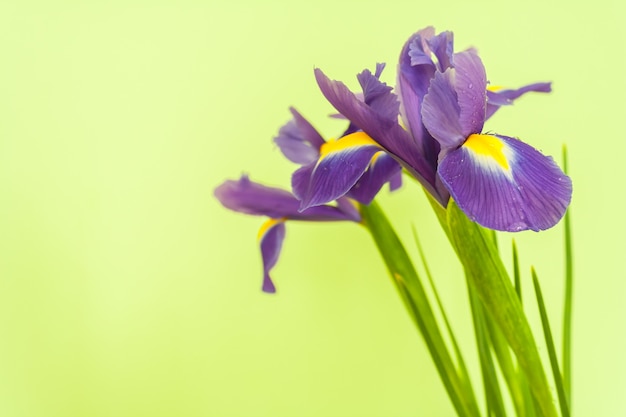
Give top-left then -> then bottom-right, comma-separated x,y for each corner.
426,30 -> 454,71
215,175 -> 355,221
273,108 -> 324,165
486,82 -> 552,119
258,219 -> 286,293
347,152 -> 403,205
291,132 -> 382,210
356,64 -> 399,122
422,69 -> 465,149
453,51 -> 487,137
314,68 -> 439,198
397,31 -> 441,167
438,134 -> 572,232
389,171 -> 403,191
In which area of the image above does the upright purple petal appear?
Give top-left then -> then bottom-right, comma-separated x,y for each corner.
291,132 -> 382,210
258,219 -> 286,293
422,69 -> 465,149
426,30 -> 454,71
273,108 -> 324,165
453,51 -> 487,137
397,29 -> 440,164
438,134 -> 572,232
215,175 -> 355,221
357,64 -> 400,122
347,152 -> 403,205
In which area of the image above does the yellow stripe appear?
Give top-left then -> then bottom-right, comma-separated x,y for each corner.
257,218 -> 284,241
319,131 -> 380,159
463,134 -> 510,170
487,85 -> 504,92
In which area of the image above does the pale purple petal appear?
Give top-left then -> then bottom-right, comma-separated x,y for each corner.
422,69 -> 465,149
292,142 -> 381,210
453,51 -> 487,137
347,152 -> 403,205
215,175 -> 354,221
273,108 -> 325,165
259,220 -> 285,293
289,107 -> 326,149
274,119 -> 319,165
438,134 -> 572,232
426,30 -> 454,71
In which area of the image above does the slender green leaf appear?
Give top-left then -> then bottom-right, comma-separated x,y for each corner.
483,313 -> 536,417
467,285 -> 506,417
412,227 -> 474,397
446,201 -> 558,417
532,268 -> 570,417
361,201 -> 480,417
561,145 -> 573,405
512,240 -> 521,302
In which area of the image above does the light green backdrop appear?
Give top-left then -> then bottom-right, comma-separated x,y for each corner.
0,0 -> 624,416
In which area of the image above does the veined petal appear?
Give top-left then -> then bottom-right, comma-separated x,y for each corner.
273,108 -> 324,165
292,132 -> 382,210
347,151 -> 403,205
454,51 -> 487,137
215,175 -> 355,221
486,82 -> 552,119
438,134 -> 572,232
422,69 -> 465,149
258,219 -> 286,293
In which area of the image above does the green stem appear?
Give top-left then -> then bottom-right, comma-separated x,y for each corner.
446,201 -> 559,417
360,201 -> 480,417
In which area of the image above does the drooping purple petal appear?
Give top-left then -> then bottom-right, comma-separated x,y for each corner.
422,69 -> 465,149
314,68 -> 440,200
214,175 -> 355,221
438,134 -> 572,232
292,132 -> 383,210
258,219 -> 286,293
347,152 -> 403,205
273,108 -> 324,165
453,51 -> 487,137
486,82 -> 552,119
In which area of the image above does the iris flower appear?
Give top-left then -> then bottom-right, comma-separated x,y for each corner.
215,108 -> 393,292
298,27 -> 572,232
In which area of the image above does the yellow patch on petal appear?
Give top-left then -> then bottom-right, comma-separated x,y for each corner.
257,218 -> 284,241
319,131 -> 380,159
487,85 -> 504,92
464,134 -> 510,170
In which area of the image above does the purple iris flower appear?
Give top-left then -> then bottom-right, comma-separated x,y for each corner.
214,175 -> 360,293
301,27 -> 571,232
215,107 -> 396,293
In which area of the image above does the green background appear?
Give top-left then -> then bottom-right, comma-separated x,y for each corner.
1,0 -> 624,416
